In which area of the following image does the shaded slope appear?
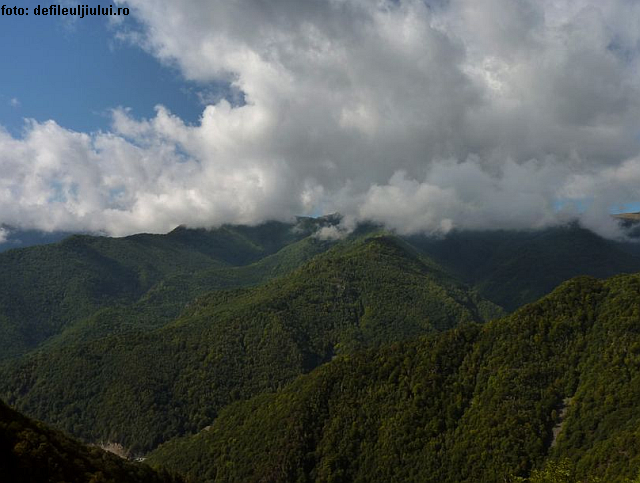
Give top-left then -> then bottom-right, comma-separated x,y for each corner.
406,224 -> 640,310
0,399 -> 182,483
0,234 -> 501,454
148,273 -> 640,483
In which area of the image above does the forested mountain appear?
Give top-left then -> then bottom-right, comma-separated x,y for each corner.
0,219 -> 331,359
0,398 -> 182,483
408,223 -> 640,310
1,218 -> 637,360
146,273 -> 640,483
0,234 -> 501,454
1,218 -> 640,481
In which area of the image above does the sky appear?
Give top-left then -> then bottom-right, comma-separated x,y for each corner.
1,0 -> 640,239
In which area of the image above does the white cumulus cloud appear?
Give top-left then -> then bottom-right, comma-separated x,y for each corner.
1,0 -> 639,237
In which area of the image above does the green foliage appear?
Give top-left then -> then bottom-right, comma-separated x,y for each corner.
2,220 -> 636,360
146,274 -> 640,483
510,459 -> 601,483
0,220 -> 328,358
407,224 -> 640,310
2,219 -> 640,480
0,398 -> 182,483
0,234 -> 500,455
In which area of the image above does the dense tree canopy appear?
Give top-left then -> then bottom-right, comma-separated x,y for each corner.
0,234 -> 500,454
148,274 -> 640,483
2,220 -> 640,481
0,399 -> 182,483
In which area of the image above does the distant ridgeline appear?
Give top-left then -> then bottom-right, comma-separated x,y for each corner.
0,216 -> 639,481
612,211 -> 640,221
0,225 -> 72,253
613,212 -> 640,238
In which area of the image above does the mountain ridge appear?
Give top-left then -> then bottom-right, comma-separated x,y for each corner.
1,219 -> 640,477
0,231 -> 500,454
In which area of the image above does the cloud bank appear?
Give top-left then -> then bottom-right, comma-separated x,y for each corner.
2,0 -> 640,237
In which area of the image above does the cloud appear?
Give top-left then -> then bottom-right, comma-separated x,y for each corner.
9,98 -> 20,108
314,225 -> 350,241
1,0 -> 640,237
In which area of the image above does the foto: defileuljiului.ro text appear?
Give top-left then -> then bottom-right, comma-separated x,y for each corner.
1,5 -> 130,17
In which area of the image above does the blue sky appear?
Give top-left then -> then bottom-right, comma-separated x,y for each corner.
0,2 -> 206,135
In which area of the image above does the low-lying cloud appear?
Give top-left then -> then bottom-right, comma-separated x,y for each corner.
1,0 -> 640,237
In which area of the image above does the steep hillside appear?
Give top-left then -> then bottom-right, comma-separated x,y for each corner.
0,234 -> 501,454
42,234 -> 335,349
147,272 -> 640,483
0,399 -> 182,483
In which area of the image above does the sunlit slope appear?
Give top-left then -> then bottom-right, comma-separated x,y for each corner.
42,234 -> 336,349
148,273 -> 640,483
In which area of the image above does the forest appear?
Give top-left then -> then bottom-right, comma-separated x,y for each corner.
1,218 -> 640,481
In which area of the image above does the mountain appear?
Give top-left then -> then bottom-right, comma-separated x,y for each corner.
0,233 -> 501,454
2,219 -> 638,360
0,219 -> 330,359
1,219 -> 640,463
146,272 -> 640,483
0,398 -> 182,483
614,213 -> 640,240
0,226 -> 73,253
407,223 -> 640,311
